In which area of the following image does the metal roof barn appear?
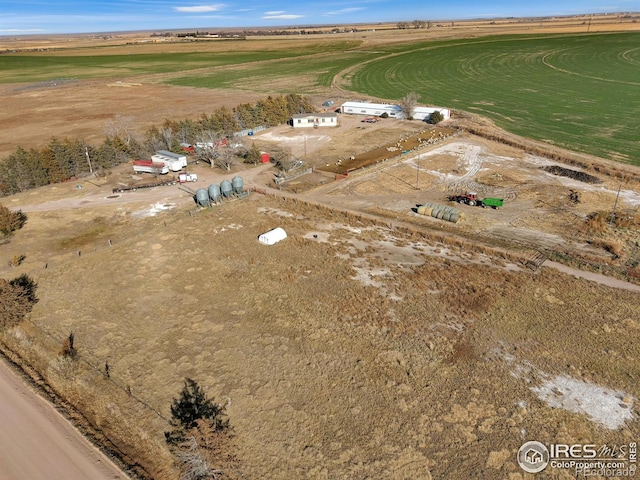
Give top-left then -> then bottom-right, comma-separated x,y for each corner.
340,102 -> 403,118
412,107 -> 451,121
258,227 -> 287,245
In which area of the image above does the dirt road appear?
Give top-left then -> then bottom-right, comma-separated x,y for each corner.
0,360 -> 129,480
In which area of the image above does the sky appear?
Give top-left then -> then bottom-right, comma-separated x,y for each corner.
1,0 -> 639,35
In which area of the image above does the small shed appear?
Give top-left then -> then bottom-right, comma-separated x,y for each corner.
258,227 -> 287,245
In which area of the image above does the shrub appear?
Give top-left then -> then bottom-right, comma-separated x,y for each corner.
9,254 -> 25,267
9,274 -> 38,304
168,378 -> 230,431
61,332 -> 77,358
427,111 -> 444,124
0,274 -> 38,329
0,204 -> 27,237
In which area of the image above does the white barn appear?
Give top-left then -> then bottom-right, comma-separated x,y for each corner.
258,227 -> 288,245
340,101 -> 403,118
291,112 -> 338,128
411,106 -> 451,121
340,101 -> 450,122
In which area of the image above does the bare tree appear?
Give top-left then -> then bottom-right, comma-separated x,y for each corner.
412,20 -> 426,29
214,148 -> 235,172
195,131 -> 222,168
176,436 -> 223,480
270,146 -> 302,173
160,127 -> 174,150
400,92 -> 419,120
397,21 -> 410,29
104,115 -> 137,147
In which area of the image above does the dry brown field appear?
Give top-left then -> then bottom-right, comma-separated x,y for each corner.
1,13 -> 640,480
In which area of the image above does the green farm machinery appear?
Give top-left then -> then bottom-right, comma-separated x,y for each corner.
448,192 -> 503,209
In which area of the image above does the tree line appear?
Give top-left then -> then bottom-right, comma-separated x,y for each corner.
0,94 -> 315,196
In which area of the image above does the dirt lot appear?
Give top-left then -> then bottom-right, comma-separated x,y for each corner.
1,15 -> 640,480
2,120 -> 640,479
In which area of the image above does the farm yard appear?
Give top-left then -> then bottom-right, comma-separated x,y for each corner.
1,14 -> 640,480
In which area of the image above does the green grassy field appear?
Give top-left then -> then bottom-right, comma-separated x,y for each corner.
1,32 -> 638,163
0,41 -> 358,83
167,50 -> 380,93
346,32 -> 640,164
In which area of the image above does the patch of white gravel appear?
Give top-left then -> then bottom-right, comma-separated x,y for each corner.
505,351 -> 635,430
531,374 -> 634,430
132,202 -> 176,218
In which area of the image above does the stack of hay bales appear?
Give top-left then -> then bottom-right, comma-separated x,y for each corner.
416,202 -> 461,223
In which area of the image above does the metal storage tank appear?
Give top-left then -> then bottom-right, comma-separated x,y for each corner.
220,180 -> 233,198
231,176 -> 244,194
208,184 -> 221,203
196,188 -> 210,207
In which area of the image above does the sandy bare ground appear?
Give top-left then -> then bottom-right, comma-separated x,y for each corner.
0,359 -> 128,480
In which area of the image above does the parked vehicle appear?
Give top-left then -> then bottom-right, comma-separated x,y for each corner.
113,177 -> 176,193
447,192 -> 504,209
132,160 -> 169,175
178,172 -> 198,183
180,143 -> 196,155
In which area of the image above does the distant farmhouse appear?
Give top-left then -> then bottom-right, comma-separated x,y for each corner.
291,112 -> 338,128
340,101 -> 450,121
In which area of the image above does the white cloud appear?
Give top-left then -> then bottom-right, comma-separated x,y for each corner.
324,7 -> 366,16
262,13 -> 304,20
174,4 -> 225,13
264,11 -> 285,15
0,28 -> 45,33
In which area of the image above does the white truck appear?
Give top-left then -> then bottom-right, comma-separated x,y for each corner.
178,172 -> 198,183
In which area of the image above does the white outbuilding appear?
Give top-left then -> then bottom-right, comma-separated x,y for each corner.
340,101 -> 403,118
340,101 -> 450,122
411,106 -> 451,121
258,227 -> 288,245
291,112 -> 338,128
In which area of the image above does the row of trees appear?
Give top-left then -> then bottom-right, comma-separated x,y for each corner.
0,94 -> 315,196
397,20 -> 433,29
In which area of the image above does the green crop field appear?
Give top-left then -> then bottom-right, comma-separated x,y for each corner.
0,41 -> 358,84
167,50 -> 381,93
1,32 -> 638,163
345,32 -> 640,164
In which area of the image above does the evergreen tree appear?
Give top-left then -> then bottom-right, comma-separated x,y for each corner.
169,378 -> 229,431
